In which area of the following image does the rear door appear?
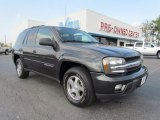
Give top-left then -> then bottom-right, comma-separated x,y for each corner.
22,28 -> 38,71
34,27 -> 58,77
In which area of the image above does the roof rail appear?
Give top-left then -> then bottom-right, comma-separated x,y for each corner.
30,25 -> 45,29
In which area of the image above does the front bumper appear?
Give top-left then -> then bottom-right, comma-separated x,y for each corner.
90,66 -> 148,100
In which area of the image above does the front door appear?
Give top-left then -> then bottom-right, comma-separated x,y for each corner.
134,42 -> 145,54
34,27 -> 58,78
143,43 -> 157,55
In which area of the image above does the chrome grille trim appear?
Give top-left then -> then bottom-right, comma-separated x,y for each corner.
111,60 -> 141,70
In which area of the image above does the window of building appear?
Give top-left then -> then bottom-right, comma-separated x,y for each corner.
126,44 -> 134,47
93,36 -> 100,42
91,35 -> 117,46
100,38 -> 109,45
119,42 -> 124,46
135,43 -> 143,47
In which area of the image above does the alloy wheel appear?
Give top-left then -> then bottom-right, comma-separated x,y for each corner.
17,62 -> 22,76
67,76 -> 85,101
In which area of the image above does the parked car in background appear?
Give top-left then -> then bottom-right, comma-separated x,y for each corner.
126,42 -> 160,59
0,43 -> 10,55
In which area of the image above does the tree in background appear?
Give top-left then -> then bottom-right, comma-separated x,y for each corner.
141,16 -> 160,45
141,20 -> 155,42
153,16 -> 160,45
0,42 -> 4,47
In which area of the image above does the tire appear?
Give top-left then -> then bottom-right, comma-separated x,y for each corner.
63,67 -> 95,107
16,59 -> 29,79
5,50 -> 9,55
157,52 -> 160,59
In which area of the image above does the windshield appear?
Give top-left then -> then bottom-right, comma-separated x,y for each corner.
55,27 -> 99,43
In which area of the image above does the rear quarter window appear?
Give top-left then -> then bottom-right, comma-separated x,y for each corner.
15,30 -> 28,46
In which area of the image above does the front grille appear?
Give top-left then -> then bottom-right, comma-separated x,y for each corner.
126,65 -> 141,72
125,56 -> 140,63
125,56 -> 141,73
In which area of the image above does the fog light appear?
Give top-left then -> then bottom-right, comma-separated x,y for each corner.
115,84 -> 126,91
115,84 -> 122,91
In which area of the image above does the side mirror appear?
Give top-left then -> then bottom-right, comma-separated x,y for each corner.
39,38 -> 55,47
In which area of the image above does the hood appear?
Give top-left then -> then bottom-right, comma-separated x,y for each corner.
86,44 -> 140,57
65,43 -> 140,58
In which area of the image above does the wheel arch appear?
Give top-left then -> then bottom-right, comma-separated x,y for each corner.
13,54 -> 21,65
59,61 -> 90,85
157,50 -> 160,55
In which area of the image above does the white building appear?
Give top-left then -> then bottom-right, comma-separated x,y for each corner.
47,9 -> 143,47
13,9 -> 142,47
12,19 -> 45,45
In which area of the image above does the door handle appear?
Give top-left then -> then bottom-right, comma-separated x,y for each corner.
33,50 -> 36,54
144,48 -> 147,49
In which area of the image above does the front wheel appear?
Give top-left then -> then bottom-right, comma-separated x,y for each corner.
63,67 -> 95,107
157,52 -> 160,59
16,59 -> 29,79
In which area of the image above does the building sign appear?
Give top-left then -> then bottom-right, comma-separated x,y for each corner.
59,17 -> 80,29
100,22 -> 139,38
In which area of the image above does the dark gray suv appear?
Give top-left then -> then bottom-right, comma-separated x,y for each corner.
12,26 -> 148,107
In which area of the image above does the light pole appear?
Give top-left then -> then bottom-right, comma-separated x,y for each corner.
4,34 -> 6,45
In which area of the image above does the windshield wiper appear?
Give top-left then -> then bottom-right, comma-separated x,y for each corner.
63,40 -> 79,42
63,40 -> 98,43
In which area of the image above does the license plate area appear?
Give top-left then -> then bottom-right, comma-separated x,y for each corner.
140,75 -> 147,86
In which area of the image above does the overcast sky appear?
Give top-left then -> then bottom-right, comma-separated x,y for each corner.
0,0 -> 160,43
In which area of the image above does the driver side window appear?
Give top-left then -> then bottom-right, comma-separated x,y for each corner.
36,28 -> 53,46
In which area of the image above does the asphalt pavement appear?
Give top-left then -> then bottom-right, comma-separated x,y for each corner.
0,55 -> 160,120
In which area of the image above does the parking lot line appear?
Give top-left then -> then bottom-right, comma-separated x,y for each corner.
149,66 -> 160,75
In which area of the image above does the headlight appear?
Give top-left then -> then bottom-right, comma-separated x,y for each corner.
103,57 -> 126,74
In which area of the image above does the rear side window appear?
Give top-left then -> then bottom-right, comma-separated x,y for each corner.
144,43 -> 154,47
135,43 -> 143,47
36,28 -> 53,46
15,30 -> 28,45
26,29 -> 38,46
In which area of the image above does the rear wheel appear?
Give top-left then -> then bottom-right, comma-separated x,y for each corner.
16,59 -> 29,78
63,67 -> 95,107
157,52 -> 160,59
